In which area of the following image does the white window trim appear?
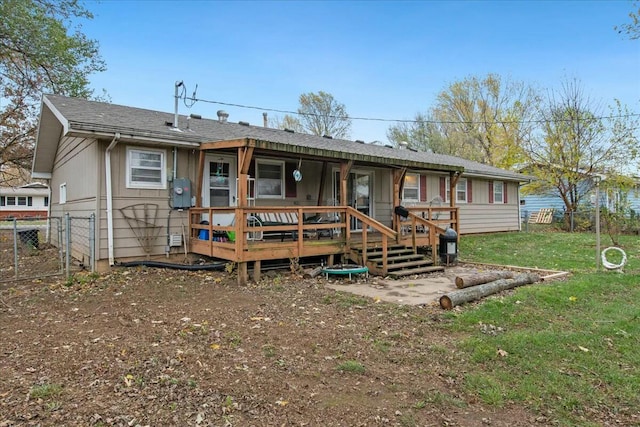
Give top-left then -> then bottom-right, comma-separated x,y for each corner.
402,173 -> 420,203
256,159 -> 285,199
126,147 -> 167,189
445,177 -> 467,203
493,181 -> 504,204
59,183 -> 67,205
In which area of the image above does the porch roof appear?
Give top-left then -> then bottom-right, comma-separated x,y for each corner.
34,94 -> 531,182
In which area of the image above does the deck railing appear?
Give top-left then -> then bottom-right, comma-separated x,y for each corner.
189,205 -> 458,271
189,206 -> 398,265
396,205 -> 459,262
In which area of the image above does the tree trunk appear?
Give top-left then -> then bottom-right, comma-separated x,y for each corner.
440,273 -> 539,310
455,271 -> 514,289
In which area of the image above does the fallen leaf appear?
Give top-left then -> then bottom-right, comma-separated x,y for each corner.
275,399 -> 288,406
210,344 -> 220,350
497,349 -> 508,357
569,296 -> 577,302
578,346 -> 589,352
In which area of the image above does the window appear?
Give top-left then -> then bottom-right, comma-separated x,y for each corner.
445,177 -> 468,203
492,181 -> 504,204
59,183 -> 67,205
44,196 -> 49,207
126,147 -> 166,189
0,196 -> 5,206
256,160 -> 284,199
402,174 -> 420,202
6,196 -> 16,206
17,196 -> 27,206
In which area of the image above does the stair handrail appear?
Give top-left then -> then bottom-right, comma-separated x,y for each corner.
345,206 -> 397,273
406,212 -> 448,263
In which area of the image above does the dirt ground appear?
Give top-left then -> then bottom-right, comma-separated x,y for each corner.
1,265 -> 558,427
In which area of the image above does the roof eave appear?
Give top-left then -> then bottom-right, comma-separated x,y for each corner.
250,139 -> 463,172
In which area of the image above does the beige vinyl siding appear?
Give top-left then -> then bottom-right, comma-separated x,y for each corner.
374,167 -> 392,226
50,136 -> 100,207
406,174 -> 521,234
95,144 -> 196,261
46,135 -> 101,261
253,158 -> 325,207
457,181 -> 520,234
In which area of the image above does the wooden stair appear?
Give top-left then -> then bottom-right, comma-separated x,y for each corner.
353,245 -> 444,278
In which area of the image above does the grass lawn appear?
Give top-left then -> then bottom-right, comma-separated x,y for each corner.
449,231 -> 640,426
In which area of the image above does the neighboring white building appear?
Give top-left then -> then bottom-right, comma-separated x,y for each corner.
0,183 -> 49,219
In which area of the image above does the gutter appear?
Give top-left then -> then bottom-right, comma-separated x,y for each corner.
67,128 -> 201,148
105,132 -> 121,266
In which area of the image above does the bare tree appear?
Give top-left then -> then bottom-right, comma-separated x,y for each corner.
522,79 -> 639,222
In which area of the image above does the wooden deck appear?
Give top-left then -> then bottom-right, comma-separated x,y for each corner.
189,205 -> 459,283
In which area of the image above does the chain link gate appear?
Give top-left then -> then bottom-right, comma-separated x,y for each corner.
0,214 -> 95,283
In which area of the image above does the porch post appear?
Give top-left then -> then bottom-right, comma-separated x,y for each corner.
449,171 -> 460,235
316,161 -> 328,206
339,160 -> 353,206
237,146 -> 254,208
237,262 -> 248,285
195,150 -> 205,207
253,260 -> 261,282
392,168 -> 407,234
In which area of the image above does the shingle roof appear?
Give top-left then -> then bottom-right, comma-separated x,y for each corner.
39,94 -> 530,182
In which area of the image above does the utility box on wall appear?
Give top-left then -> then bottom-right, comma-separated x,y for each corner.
172,178 -> 192,209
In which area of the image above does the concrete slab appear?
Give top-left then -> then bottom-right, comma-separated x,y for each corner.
324,265 -> 493,306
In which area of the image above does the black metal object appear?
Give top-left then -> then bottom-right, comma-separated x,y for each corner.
438,227 -> 458,265
394,205 -> 409,218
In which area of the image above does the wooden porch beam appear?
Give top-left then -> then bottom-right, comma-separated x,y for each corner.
200,138 -> 250,151
316,161 -> 328,206
393,167 -> 407,202
392,168 -> 407,232
449,171 -> 460,208
238,146 -> 254,175
195,150 -> 205,207
339,160 -> 353,206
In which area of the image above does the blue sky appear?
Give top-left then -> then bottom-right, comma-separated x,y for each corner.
83,0 -> 639,143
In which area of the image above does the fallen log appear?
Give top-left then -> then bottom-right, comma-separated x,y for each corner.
303,266 -> 324,279
455,271 -> 514,289
440,273 -> 540,310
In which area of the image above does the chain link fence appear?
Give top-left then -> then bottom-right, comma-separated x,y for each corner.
0,214 -> 95,283
521,208 -> 640,234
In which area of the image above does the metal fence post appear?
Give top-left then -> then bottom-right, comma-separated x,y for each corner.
12,218 -> 18,280
65,213 -> 71,278
57,217 -> 64,274
89,213 -> 96,272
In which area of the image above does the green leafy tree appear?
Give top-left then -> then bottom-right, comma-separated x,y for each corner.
615,1 -> 640,40
387,74 -> 539,168
273,91 -> 351,139
269,114 -> 305,133
0,0 -> 106,184
522,79 -> 639,225
298,91 -> 351,139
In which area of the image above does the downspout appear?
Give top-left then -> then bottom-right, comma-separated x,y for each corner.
517,182 -> 522,232
105,132 -> 121,266
166,147 -> 178,257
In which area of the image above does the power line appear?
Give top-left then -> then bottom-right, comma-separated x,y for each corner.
178,94 -> 640,126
